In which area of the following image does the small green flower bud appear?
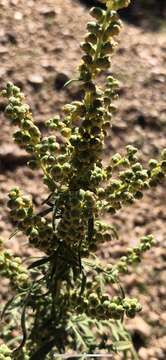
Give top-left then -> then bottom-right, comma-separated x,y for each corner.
126,145 -> 138,155
109,104 -> 117,113
22,133 -> 32,143
28,159 -> 39,170
161,160 -> 166,172
96,57 -> 110,70
96,304 -> 104,316
111,153 -> 121,164
28,125 -> 41,139
22,195 -> 31,207
134,191 -> 143,200
51,164 -> 62,178
49,142 -> 60,152
13,130 -> 24,143
82,54 -> 93,66
126,309 -> 136,318
8,187 -> 20,199
9,96 -> 20,105
101,293 -> 110,302
1,89 -> 7,96
85,33 -> 97,45
90,7 -> 104,21
135,170 -> 148,181
87,22 -> 101,35
105,23 -> 121,37
107,206 -> 116,215
148,159 -> 158,169
101,42 -> 115,55
103,232 -> 111,242
109,302 -> 117,311
89,293 -> 99,306
149,178 -> 158,187
97,188 -> 105,198
128,154 -> 138,164
62,163 -> 71,173
61,127 -> 71,138
80,42 -> 94,56
132,163 -> 142,172
16,208 -> 27,220
29,227 -> 39,238
7,199 -> 16,209
161,149 -> 166,160
21,119 -> 33,130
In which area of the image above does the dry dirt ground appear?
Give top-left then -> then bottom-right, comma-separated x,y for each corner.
0,0 -> 166,359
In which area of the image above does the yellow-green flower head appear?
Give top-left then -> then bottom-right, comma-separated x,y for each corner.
100,0 -> 131,10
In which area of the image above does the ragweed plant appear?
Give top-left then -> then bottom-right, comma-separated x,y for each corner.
0,0 -> 166,359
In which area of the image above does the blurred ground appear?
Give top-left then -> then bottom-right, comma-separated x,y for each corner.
0,0 -> 166,359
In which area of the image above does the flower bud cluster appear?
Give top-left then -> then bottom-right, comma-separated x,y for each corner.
7,187 -> 58,253
148,148 -> 166,187
100,0 -> 131,11
0,344 -> 12,360
68,4 -> 122,189
56,189 -> 97,248
1,83 -> 69,191
114,235 -> 155,274
1,82 -> 41,152
0,245 -> 28,289
8,187 -> 33,222
103,146 -> 166,215
88,220 -> 116,251
70,289 -> 141,321
79,6 -> 121,81
27,216 -> 56,253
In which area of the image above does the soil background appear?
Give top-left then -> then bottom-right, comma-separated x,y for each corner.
0,0 -> 166,359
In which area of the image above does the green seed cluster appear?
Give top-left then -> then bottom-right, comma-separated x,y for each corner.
0,344 -> 12,360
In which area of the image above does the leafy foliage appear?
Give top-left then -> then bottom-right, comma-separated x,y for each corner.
0,0 -> 165,359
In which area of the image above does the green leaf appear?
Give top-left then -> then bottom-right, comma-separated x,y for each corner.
63,78 -> 80,88
28,256 -> 51,269
113,340 -> 132,352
